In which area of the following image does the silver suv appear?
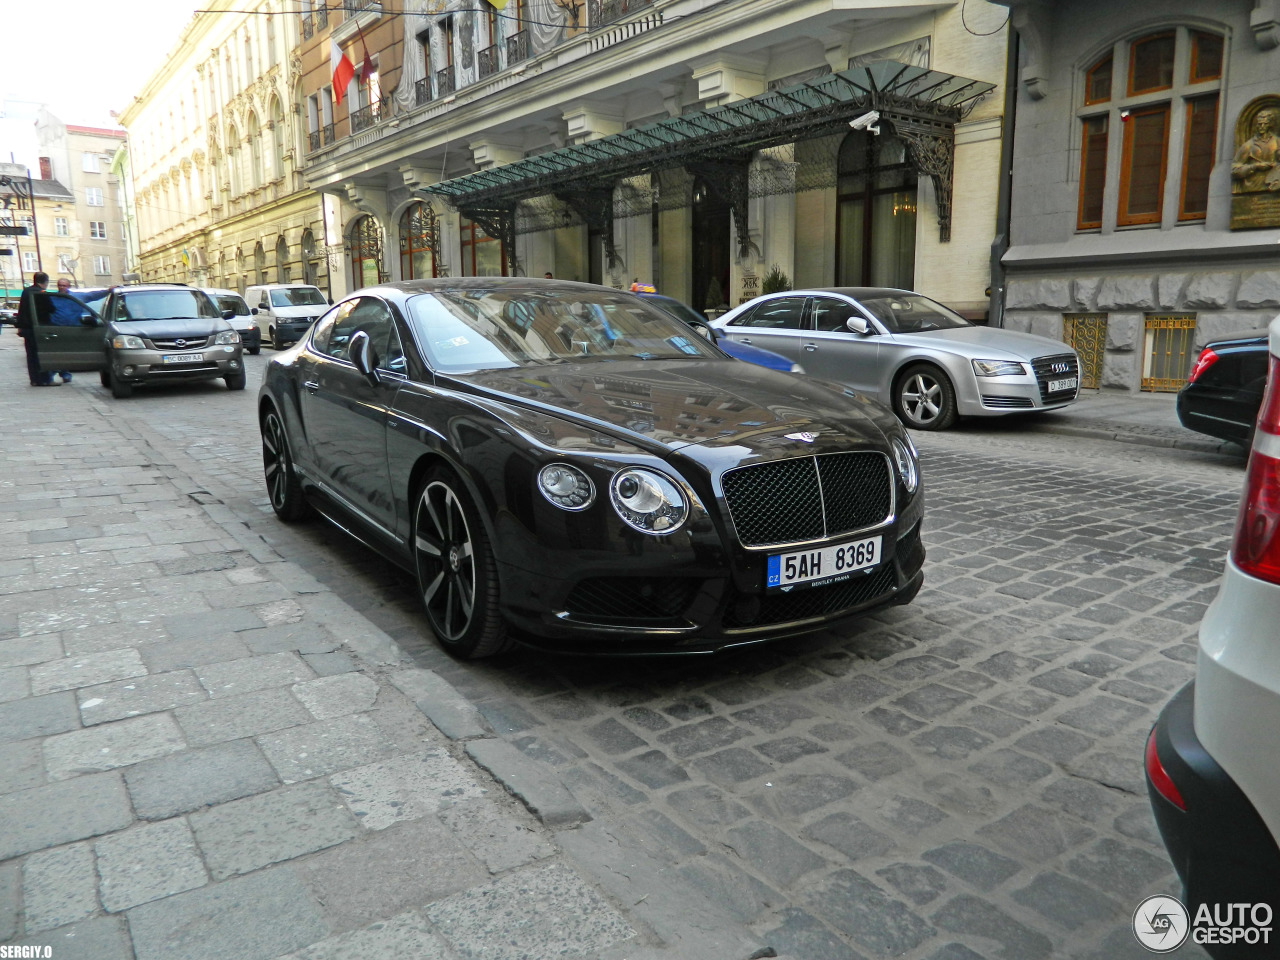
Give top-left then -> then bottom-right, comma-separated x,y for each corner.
98,285 -> 245,398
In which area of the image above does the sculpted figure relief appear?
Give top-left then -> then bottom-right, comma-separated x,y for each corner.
1231,107 -> 1280,193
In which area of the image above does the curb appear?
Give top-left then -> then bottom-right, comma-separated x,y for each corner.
1029,419 -> 1244,457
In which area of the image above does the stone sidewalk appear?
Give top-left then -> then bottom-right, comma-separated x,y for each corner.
0,338 -> 775,959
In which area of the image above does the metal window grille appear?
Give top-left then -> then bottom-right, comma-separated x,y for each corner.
308,130 -> 321,152
437,66 -> 456,97
506,29 -> 530,65
301,16 -> 313,39
1063,313 -> 1108,389
1141,314 -> 1198,392
478,44 -> 501,78
415,77 -> 433,107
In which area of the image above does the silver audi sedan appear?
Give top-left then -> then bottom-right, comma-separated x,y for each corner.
709,288 -> 1081,431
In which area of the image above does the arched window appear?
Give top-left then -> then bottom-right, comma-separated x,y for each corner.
301,228 -> 318,285
254,241 -> 266,285
350,215 -> 383,288
248,113 -> 262,189
271,98 -> 286,180
400,202 -> 439,279
226,126 -> 240,195
275,236 -> 289,282
1076,27 -> 1223,229
836,130 -> 917,288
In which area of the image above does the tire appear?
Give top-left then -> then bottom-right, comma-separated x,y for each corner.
109,366 -> 133,399
412,467 -> 511,659
99,368 -> 110,388
248,345 -> 261,356
226,369 -> 247,390
261,407 -> 312,521
271,327 -> 285,350
894,363 -> 957,431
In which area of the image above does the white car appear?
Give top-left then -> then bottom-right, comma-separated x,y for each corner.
708,288 -> 1081,430
1146,312 -> 1280,956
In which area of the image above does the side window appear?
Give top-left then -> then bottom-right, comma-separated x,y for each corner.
312,300 -> 356,357
736,296 -> 808,329
810,297 -> 859,332
727,304 -> 759,327
381,323 -> 406,374
330,297 -> 392,362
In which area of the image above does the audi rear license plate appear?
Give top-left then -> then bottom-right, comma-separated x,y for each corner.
767,535 -> 882,593
1048,376 -> 1078,393
162,353 -> 204,364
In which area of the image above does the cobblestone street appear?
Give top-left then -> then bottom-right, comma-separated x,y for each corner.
130,347 -> 1239,959
3,340 -> 1241,959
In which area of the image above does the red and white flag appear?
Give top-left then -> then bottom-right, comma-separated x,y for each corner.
330,39 -> 355,105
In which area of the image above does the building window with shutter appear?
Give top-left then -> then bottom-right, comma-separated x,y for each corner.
1076,27 -> 1223,231
90,221 -> 106,239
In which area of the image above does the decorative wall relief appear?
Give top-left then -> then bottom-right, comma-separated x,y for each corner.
1230,94 -> 1280,229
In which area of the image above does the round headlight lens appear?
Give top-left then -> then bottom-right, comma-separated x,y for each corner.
890,437 -> 919,494
537,463 -> 595,511
610,468 -> 688,534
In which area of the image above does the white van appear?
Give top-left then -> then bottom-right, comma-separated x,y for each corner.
245,284 -> 329,349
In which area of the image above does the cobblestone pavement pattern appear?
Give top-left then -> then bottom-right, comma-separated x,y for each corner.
2,336 -> 1234,959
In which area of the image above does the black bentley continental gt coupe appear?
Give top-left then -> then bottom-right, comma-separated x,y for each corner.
258,279 -> 925,658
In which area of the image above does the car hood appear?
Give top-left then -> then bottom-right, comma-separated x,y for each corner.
112,317 -> 234,339
891,326 -> 1072,361
452,359 -> 896,458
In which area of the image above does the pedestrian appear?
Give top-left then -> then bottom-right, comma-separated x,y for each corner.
16,271 -> 56,386
543,271 -> 553,279
46,278 -> 83,383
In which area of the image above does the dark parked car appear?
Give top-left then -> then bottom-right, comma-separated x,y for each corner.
1177,331 -> 1269,449
258,278 -> 926,658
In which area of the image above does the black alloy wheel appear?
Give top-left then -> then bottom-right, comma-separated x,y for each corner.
261,408 -> 311,521
894,363 -> 957,431
413,468 -> 510,659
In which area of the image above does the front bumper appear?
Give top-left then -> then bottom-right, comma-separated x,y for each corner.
1148,682 -> 1280,958
110,346 -> 243,384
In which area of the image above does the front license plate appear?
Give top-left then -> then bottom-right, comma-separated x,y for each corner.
1048,377 -> 1078,393
767,535 -> 882,592
162,353 -> 204,364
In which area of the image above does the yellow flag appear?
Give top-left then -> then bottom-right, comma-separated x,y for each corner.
486,0 -> 508,8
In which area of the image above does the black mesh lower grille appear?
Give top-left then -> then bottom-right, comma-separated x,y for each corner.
723,564 -> 897,628
722,452 -> 891,547
1031,353 -> 1080,403
565,577 -> 700,621
897,523 -> 925,575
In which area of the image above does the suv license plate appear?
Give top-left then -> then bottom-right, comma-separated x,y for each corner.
162,353 -> 204,364
767,535 -> 882,593
1048,377 -> 1077,392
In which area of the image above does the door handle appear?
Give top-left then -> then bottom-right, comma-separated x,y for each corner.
303,380 -> 319,394
803,343 -> 817,352
738,337 -> 752,345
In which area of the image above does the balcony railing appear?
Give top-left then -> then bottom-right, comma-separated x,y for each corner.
415,76 -> 433,107
589,0 -> 653,27
301,15 -> 314,39
322,122 -> 335,145
478,44 -> 501,79
506,29 -> 530,66
341,0 -> 379,14
349,99 -> 383,134
308,130 -> 322,152
316,6 -> 328,28
437,65 -> 456,97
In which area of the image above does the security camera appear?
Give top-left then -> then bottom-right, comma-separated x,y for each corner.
849,110 -> 881,135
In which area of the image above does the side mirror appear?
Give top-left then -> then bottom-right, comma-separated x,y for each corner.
250,307 -> 259,315
79,312 -> 97,326
348,329 -> 379,381
689,320 -> 716,341
222,310 -> 235,321
259,302 -> 269,311
327,297 -> 334,305
846,316 -> 870,335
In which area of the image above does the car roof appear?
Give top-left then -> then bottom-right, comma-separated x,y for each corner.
357,277 -> 640,297
117,284 -> 199,293
247,283 -> 321,290
202,287 -> 245,297
779,287 -> 916,299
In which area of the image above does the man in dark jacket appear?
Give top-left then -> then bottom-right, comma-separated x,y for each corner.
16,271 -> 55,386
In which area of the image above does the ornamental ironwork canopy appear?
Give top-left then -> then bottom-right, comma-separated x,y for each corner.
421,60 -> 996,271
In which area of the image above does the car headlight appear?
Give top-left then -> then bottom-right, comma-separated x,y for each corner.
890,436 -> 919,494
111,335 -> 144,349
537,463 -> 595,511
972,359 -> 1027,377
610,468 -> 688,534
214,331 -> 241,345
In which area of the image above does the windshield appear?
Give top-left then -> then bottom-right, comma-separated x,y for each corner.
858,294 -> 970,334
213,295 -> 250,316
406,288 -> 723,373
118,290 -> 220,321
270,288 -> 327,307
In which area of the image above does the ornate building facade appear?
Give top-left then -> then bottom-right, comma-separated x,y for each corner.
120,0 -> 326,296
297,0 -> 1011,318
995,0 -> 1280,392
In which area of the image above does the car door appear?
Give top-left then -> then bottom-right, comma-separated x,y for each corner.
35,293 -> 107,372
799,295 -> 885,396
299,296 -> 400,535
718,295 -> 808,363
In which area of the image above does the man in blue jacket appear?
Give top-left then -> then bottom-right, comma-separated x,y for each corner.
45,278 -> 86,383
